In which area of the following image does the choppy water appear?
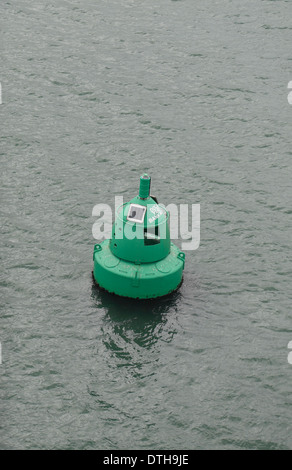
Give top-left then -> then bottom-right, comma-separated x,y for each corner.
1,0 -> 292,450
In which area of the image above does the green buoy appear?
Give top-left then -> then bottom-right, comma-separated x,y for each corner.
93,174 -> 185,299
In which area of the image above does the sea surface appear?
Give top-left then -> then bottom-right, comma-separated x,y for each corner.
1,0 -> 291,450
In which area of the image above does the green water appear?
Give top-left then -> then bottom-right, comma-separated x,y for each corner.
1,0 -> 291,450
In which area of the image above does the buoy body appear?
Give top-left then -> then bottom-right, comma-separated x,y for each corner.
93,175 -> 185,299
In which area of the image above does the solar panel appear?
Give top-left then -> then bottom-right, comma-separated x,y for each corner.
127,204 -> 146,223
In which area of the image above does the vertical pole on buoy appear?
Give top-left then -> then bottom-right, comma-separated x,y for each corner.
139,174 -> 151,199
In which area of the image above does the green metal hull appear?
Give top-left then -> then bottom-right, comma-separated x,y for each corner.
93,239 -> 185,299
